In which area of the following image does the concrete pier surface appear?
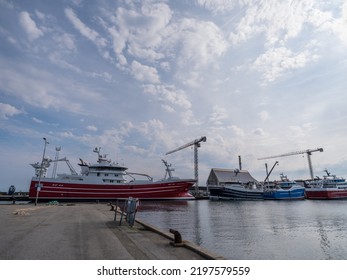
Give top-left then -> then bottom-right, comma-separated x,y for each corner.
0,203 -> 223,260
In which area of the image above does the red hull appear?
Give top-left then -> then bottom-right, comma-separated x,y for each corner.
305,188 -> 347,199
28,179 -> 195,201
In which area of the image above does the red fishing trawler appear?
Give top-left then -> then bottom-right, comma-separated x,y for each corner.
304,170 -> 347,199
28,147 -> 195,201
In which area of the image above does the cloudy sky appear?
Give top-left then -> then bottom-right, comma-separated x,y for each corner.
1,0 -> 347,192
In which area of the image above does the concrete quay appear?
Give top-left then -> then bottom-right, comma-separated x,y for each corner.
0,203 -> 224,260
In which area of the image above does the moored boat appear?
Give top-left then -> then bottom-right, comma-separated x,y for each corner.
207,168 -> 263,200
209,182 -> 264,200
209,173 -> 305,201
303,170 -> 347,199
263,174 -> 305,200
28,147 -> 195,201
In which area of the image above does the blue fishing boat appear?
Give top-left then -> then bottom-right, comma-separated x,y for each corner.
263,174 -> 305,200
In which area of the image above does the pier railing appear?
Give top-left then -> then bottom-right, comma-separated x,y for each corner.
110,197 -> 139,227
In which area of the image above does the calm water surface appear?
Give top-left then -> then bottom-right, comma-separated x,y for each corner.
136,199 -> 347,260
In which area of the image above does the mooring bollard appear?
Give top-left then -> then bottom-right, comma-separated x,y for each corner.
169,229 -> 183,246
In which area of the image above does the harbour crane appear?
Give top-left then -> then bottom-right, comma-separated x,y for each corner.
258,148 -> 323,180
166,136 -> 207,192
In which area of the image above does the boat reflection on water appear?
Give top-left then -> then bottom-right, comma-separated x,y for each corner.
137,200 -> 189,212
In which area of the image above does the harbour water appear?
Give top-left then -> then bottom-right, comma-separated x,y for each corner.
136,199 -> 347,260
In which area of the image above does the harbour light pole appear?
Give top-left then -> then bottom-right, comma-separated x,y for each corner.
35,137 -> 49,206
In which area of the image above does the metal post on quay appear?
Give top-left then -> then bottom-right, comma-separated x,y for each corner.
35,137 -> 49,206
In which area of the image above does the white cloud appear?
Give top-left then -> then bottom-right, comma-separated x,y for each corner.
0,67 -> 70,110
252,47 -> 319,84
108,2 -> 172,61
66,119 -> 169,158
65,8 -> 107,48
19,11 -> 43,41
60,131 -> 75,138
130,60 -> 160,83
107,1 -> 228,87
171,18 -> 228,70
177,70 -> 202,88
228,1 -> 331,47
331,1 -> 347,44
196,0 -> 237,14
259,110 -> 269,121
222,0 -> 347,56
88,71 -> 112,82
124,145 -> 148,155
35,10 -> 45,21
252,128 -> 267,137
288,123 -> 314,140
209,106 -> 228,126
137,119 -> 164,136
224,0 -> 347,85
32,117 -> 44,124
117,54 -> 128,66
143,84 -> 192,110
0,61 -> 103,114
87,125 -> 98,132
161,104 -> 174,113
181,109 -> 200,126
0,103 -> 22,119
230,125 -> 245,137
163,18 -> 228,87
54,33 -> 76,51
48,52 -> 82,73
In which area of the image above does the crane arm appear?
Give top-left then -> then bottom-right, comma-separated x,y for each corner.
65,159 -> 78,175
51,157 -> 78,175
165,136 -> 206,155
258,148 -> 323,160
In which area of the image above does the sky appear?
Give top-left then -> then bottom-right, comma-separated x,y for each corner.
1,0 -> 347,192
